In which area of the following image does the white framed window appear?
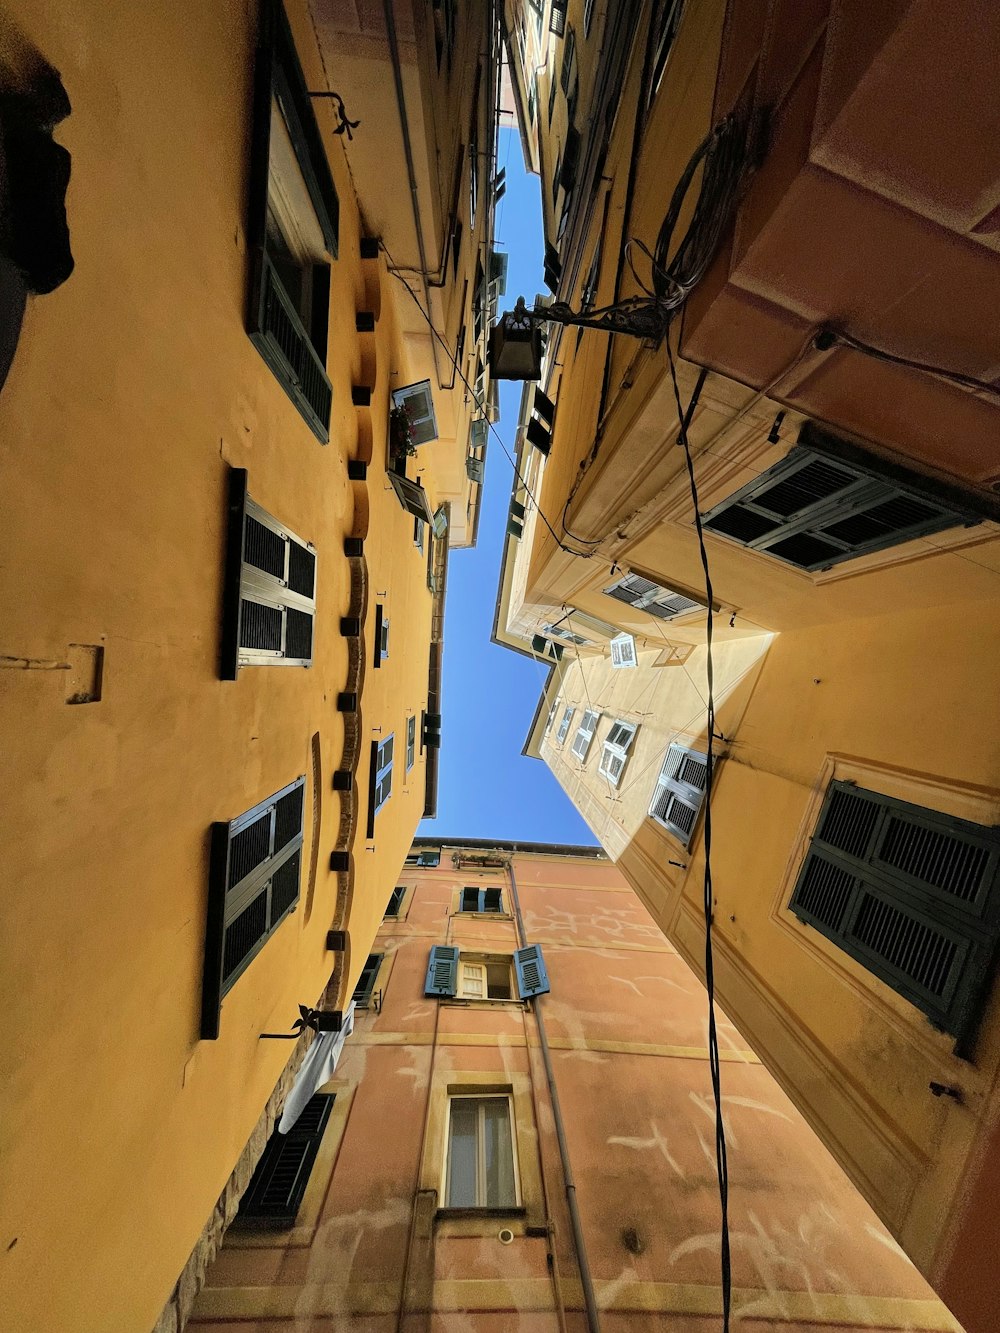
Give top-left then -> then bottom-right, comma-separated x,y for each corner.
598,720 -> 637,786
366,734 -> 394,837
406,715 -> 416,772
603,572 -> 704,621
541,621 -> 590,646
444,1094 -> 519,1209
570,709 -> 600,761
649,743 -> 709,845
460,887 -> 504,914
458,957 -> 514,1000
609,633 -> 637,668
556,705 -> 574,744
545,702 -> 558,732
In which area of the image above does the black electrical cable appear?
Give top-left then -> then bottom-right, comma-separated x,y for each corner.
665,339 -> 732,1331
814,326 -> 1000,402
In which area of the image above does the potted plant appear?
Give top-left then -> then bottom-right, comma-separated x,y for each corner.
389,405 -> 418,466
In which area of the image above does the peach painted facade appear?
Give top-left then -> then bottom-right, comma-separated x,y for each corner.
192,842 -> 958,1331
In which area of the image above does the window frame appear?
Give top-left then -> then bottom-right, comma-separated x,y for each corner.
788,780 -> 1000,1043
201,775 -> 305,1039
221,469 -> 317,678
443,1092 -> 521,1211
246,0 -> 338,442
701,432 -> 978,573
406,715 -> 417,772
649,743 -> 709,846
555,705 -> 575,744
598,720 -> 638,786
603,571 -> 704,621
352,952 -> 384,1009
457,954 -> 517,1002
458,886 -> 505,915
570,708 -> 600,761
384,885 -> 406,918
366,734 -> 394,837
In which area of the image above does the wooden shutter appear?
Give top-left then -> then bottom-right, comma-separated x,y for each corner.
393,380 -> 439,446
514,945 -> 550,998
237,1092 -> 334,1228
388,472 -> 435,522
603,572 -> 703,621
701,436 -> 975,572
425,945 -> 459,997
245,1 -> 336,442
789,782 -> 1000,1040
221,469 -> 316,678
649,744 -> 709,847
202,775 -> 305,1039
352,953 -> 383,1008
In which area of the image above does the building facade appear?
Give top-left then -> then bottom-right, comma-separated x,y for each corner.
0,2 -> 499,1329
493,4 -> 1000,1331
191,839 -> 957,1331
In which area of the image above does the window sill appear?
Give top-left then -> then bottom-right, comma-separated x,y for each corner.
441,998 -> 527,1010
452,911 -> 514,920
436,1206 -> 527,1221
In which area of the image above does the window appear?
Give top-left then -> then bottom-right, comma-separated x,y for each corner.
431,0 -> 457,72
610,633 -> 637,668
649,743 -> 708,846
584,0 -> 596,37
460,887 -> 504,914
548,72 -> 558,125
556,705 -> 575,744
559,25 -> 576,93
366,734 -> 394,837
545,702 -> 558,731
406,715 -> 416,772
570,708 -> 600,761
542,621 -> 590,646
236,1092 -> 334,1227
527,81 -> 537,124
392,380 -> 439,446
221,469 -> 316,678
701,430 -> 977,573
549,0 -> 568,37
445,1095 -> 518,1209
469,117 -> 479,225
424,945 -> 550,999
388,471 -> 435,523
407,848 -> 440,867
352,952 -> 383,1009
599,721 -> 638,786
551,147 -> 562,208
246,0 -> 338,442
385,886 -> 406,918
373,604 -> 389,667
201,776 -> 305,1039
603,572 -> 704,621
789,782 -> 1000,1042
414,516 -> 426,554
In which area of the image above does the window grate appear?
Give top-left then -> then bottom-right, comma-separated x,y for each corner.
240,599 -> 283,652
270,851 -> 301,925
229,813 -> 272,891
223,890 -> 269,985
284,608 -> 313,661
287,542 -> 316,597
245,515 -> 285,578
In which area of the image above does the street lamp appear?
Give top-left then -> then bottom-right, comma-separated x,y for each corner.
489,294 -> 673,382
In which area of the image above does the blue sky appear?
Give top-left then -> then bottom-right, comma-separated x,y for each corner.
418,129 -> 596,845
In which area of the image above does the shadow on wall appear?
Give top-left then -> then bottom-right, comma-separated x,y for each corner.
0,12 -> 75,392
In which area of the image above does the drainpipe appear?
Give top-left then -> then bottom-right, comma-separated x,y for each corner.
382,0 -> 443,389
507,858 -> 602,1333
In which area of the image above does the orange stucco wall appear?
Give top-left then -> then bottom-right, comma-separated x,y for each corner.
192,847 -> 956,1330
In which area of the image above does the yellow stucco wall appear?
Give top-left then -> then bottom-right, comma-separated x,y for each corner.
0,2 -> 476,1329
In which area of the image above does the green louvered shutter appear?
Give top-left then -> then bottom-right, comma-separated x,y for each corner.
514,945 -> 550,998
425,945 -> 459,997
790,782 -> 1000,1041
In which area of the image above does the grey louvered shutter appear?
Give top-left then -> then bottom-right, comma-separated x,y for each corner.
202,776 -> 305,1039
237,1092 -> 334,1227
425,945 -> 459,997
702,436 -> 975,572
603,573 -> 703,621
649,745 -> 709,846
514,945 -> 550,998
790,782 -> 1000,1040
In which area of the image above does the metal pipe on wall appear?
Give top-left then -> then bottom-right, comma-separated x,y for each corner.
506,857 -> 603,1333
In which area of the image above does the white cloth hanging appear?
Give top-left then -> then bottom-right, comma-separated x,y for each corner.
278,1002 -> 356,1134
